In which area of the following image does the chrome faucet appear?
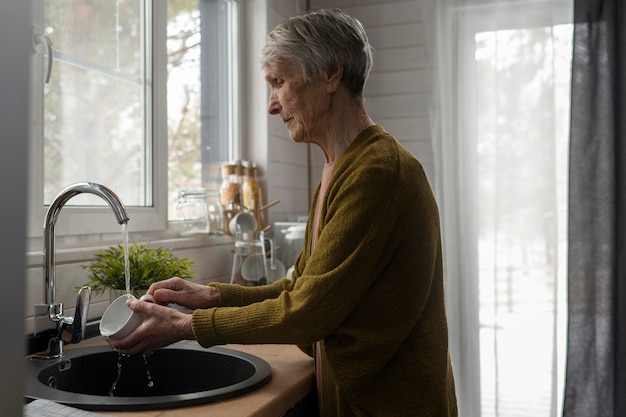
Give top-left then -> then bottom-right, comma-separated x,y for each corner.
34,182 -> 129,358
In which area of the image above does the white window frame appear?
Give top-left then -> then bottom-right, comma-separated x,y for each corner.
28,0 -> 241,243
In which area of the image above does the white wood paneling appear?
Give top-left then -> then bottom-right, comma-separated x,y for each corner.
366,93 -> 430,118
342,1 -> 423,26
365,69 -> 431,95
371,46 -> 427,71
310,0 -> 437,184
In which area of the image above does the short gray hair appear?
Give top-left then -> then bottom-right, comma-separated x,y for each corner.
261,9 -> 374,97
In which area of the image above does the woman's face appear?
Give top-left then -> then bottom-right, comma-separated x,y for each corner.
265,60 -> 331,144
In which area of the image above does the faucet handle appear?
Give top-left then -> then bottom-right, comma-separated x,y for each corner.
33,286 -> 91,359
69,286 -> 92,344
58,286 -> 92,345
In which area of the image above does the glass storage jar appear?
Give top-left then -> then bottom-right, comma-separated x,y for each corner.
177,189 -> 211,236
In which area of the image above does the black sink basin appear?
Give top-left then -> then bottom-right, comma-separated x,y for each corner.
24,343 -> 272,411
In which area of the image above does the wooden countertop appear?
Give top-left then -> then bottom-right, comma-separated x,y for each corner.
71,338 -> 315,417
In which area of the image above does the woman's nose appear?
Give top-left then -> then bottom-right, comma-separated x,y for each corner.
267,93 -> 281,115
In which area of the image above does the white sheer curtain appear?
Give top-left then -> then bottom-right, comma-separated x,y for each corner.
431,1 -> 573,416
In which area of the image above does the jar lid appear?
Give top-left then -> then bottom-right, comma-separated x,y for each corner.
178,188 -> 208,198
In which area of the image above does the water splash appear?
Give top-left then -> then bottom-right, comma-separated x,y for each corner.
109,352 -> 124,396
109,353 -> 154,396
143,355 -> 154,388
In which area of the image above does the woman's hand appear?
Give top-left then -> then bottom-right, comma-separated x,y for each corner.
109,299 -> 194,355
108,278 -> 220,355
146,277 -> 219,310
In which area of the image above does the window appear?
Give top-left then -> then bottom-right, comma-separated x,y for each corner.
29,0 -> 239,237
473,25 -> 572,417
455,3 -> 572,416
166,0 -> 240,220
38,1 -> 149,208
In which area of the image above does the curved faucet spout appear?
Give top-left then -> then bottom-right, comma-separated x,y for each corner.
43,182 -> 129,306
35,182 -> 129,358
45,181 -> 129,227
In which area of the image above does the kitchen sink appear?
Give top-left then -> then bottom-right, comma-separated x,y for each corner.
24,343 -> 272,411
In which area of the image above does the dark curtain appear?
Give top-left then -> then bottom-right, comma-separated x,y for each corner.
564,0 -> 626,416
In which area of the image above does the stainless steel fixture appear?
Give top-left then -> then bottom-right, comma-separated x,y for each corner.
34,182 -> 129,359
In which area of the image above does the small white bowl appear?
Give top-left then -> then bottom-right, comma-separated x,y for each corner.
100,294 -> 146,341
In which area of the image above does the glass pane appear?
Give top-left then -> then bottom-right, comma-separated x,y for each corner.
43,0 -> 147,206
167,0 -> 235,220
475,24 -> 572,417
44,1 -> 142,78
167,0 -> 203,211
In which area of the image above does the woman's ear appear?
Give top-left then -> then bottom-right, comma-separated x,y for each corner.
326,65 -> 343,93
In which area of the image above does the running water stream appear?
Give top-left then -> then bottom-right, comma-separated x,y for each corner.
122,223 -> 131,295
109,223 -> 154,396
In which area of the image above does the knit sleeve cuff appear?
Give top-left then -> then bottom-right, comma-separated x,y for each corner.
209,282 -> 244,307
191,308 -> 222,347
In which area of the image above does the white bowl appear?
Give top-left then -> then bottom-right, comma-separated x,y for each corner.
99,294 -> 143,341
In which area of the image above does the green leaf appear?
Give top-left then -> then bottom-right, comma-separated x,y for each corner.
80,242 -> 195,294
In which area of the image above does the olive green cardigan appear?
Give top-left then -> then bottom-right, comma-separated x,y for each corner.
192,125 -> 458,416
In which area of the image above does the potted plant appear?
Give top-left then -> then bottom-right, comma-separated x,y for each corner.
81,242 -> 195,300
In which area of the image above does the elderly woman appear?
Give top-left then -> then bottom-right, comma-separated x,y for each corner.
111,9 -> 457,416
